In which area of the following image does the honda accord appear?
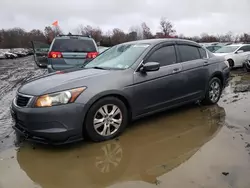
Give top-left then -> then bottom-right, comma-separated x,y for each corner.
11,39 -> 230,144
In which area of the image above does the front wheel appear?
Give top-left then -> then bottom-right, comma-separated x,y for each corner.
202,77 -> 222,105
227,59 -> 234,68
245,60 -> 250,72
84,97 -> 128,142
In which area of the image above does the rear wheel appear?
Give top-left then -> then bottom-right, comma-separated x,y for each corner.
84,97 -> 128,142
202,77 -> 222,105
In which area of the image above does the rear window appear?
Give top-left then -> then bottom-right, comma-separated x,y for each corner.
178,45 -> 201,62
199,48 -> 207,58
51,38 -> 96,52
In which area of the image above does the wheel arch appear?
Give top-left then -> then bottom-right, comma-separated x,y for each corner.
83,91 -> 133,122
204,71 -> 224,94
227,58 -> 234,67
210,71 -> 224,86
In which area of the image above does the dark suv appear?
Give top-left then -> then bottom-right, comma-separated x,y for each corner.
11,39 -> 230,144
47,35 -> 99,73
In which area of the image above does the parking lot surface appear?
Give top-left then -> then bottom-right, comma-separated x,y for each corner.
1,57 -> 250,188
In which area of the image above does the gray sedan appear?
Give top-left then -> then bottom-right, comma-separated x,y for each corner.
11,38 -> 230,144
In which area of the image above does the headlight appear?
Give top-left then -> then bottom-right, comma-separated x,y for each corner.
35,87 -> 86,107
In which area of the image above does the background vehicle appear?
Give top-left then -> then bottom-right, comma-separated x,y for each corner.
214,44 -> 250,68
10,48 -> 28,57
199,42 -> 219,47
0,52 -> 5,59
46,35 -> 99,73
206,45 -> 222,53
5,52 -> 17,59
12,39 -> 229,144
31,41 -> 50,68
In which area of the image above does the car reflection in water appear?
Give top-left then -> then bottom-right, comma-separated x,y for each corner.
17,104 -> 225,188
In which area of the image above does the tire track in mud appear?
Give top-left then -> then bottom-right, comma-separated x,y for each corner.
0,56 -> 47,150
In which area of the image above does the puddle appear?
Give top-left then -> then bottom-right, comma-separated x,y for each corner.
0,104 -> 225,188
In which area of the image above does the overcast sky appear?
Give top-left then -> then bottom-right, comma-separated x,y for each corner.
1,0 -> 250,36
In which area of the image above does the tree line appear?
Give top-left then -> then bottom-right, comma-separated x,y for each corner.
1,17 -> 250,49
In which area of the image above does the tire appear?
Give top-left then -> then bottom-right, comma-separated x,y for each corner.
245,60 -> 250,72
227,59 -> 234,68
202,77 -> 222,105
84,97 -> 128,142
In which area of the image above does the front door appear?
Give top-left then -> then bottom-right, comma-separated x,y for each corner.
31,41 -> 50,68
132,44 -> 185,116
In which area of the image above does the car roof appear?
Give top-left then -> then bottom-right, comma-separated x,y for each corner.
54,36 -> 93,40
121,38 -> 200,46
227,44 -> 250,47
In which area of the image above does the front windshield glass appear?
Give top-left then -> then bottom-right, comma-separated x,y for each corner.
215,46 -> 239,53
85,43 -> 150,70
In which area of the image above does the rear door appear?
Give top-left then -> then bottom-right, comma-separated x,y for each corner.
31,41 -> 50,67
176,43 -> 209,101
49,37 -> 98,71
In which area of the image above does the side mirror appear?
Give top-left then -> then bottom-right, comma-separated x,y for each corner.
140,62 -> 160,72
236,50 -> 244,54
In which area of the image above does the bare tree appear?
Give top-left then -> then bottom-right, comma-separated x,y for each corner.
218,32 -> 234,42
200,33 -> 219,42
129,25 -> 143,40
239,33 -> 250,43
111,28 -> 126,45
75,25 -> 102,42
44,26 -> 55,44
141,22 -> 153,39
159,17 -> 176,37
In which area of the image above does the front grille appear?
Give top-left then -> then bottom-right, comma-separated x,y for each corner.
16,95 -> 31,107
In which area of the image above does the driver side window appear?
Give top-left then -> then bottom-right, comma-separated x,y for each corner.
146,45 -> 177,67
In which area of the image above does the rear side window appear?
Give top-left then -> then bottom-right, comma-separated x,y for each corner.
51,38 -> 96,52
199,48 -> 207,59
146,45 -> 177,67
178,45 -> 201,62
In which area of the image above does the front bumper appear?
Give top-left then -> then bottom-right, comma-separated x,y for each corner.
11,101 -> 86,145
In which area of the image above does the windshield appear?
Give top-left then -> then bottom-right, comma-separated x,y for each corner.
85,43 -> 150,70
215,46 -> 239,53
51,38 -> 96,52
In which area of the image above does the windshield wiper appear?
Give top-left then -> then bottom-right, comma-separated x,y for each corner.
91,66 -> 107,70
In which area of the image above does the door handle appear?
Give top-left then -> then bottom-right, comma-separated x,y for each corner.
172,68 -> 181,73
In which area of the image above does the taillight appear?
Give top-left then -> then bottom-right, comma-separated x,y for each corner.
87,52 -> 98,59
48,51 -> 63,58
55,71 -> 64,74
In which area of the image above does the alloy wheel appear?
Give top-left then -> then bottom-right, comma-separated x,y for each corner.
93,104 -> 123,136
209,81 -> 221,103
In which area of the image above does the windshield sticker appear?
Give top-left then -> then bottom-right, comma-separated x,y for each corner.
117,64 -> 124,68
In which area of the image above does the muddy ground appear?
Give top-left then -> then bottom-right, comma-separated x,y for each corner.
0,57 -> 250,188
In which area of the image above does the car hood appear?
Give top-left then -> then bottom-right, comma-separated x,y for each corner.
18,68 -> 110,96
213,52 -> 231,56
